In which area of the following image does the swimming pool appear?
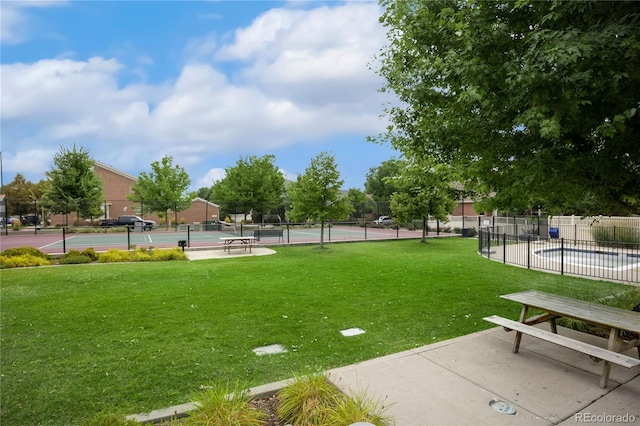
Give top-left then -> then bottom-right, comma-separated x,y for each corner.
534,248 -> 640,270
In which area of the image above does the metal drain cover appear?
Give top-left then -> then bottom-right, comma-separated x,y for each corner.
489,400 -> 516,415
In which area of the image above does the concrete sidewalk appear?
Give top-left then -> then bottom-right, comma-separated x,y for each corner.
330,326 -> 640,425
184,247 -> 277,260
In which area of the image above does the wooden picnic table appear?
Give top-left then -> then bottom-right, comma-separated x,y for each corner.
484,290 -> 640,388
219,236 -> 257,253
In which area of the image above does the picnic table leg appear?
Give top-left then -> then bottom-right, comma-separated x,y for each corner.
600,327 -> 620,388
549,317 -> 558,334
513,305 -> 529,353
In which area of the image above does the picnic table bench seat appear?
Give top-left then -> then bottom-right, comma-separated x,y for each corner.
485,290 -> 640,388
483,315 -> 640,369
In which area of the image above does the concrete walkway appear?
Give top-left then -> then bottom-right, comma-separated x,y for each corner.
330,326 -> 639,425
184,247 -> 277,260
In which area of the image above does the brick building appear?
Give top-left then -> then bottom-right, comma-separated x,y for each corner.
50,162 -> 219,226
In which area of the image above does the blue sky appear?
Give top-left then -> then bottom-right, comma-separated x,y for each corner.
1,0 -> 399,192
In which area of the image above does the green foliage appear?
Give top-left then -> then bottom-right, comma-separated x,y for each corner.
3,173 -> 45,218
210,155 -> 285,221
80,413 -> 139,426
277,372 -> 343,425
82,247 -> 99,261
287,152 -> 354,248
1,246 -> 52,260
389,157 -> 458,241
98,247 -> 188,263
43,144 -> 104,216
277,372 -> 394,426
328,388 -> 394,426
128,156 -> 192,223
374,0 -> 640,215
59,250 -> 92,265
0,254 -> 52,268
98,248 -> 135,263
365,158 -> 403,203
184,382 -> 267,426
347,188 -> 375,219
0,247 -> 53,268
130,248 -> 152,262
150,247 -> 188,261
592,226 -> 640,247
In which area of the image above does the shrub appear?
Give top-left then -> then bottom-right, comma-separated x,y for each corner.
130,248 -> 152,262
592,225 -> 640,247
99,249 -> 134,263
59,250 -> 92,265
184,381 -> 267,426
81,248 -> 100,261
151,248 -> 188,261
0,254 -> 52,268
1,246 -> 52,260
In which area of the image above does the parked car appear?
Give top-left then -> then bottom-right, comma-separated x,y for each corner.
372,216 -> 394,226
100,215 -> 157,230
21,215 -> 42,226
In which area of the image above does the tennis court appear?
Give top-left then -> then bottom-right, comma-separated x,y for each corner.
0,223 -> 439,254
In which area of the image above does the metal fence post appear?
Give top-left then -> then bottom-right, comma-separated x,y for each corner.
503,233 -> 506,263
560,237 -> 564,275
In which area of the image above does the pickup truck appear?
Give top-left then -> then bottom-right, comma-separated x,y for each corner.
99,215 -> 157,230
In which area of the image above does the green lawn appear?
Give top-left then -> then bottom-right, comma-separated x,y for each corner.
1,238 -> 635,425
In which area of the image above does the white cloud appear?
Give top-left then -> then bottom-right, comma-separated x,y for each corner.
1,2 -> 394,188
197,168 -> 226,188
0,1 -> 68,45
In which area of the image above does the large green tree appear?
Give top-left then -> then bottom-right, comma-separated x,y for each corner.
346,187 -> 372,220
128,156 -> 191,228
210,155 -> 285,223
375,0 -> 640,215
364,158 -> 403,203
44,145 -> 104,221
4,174 -> 45,219
287,152 -> 353,248
388,158 -> 458,242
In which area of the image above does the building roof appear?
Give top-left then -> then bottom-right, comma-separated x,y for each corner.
191,197 -> 220,208
94,161 -> 137,181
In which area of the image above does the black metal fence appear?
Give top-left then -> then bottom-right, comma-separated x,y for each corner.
478,229 -> 639,284
1,220 -> 447,255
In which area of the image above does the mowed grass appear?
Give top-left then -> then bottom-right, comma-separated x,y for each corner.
1,238 -> 634,425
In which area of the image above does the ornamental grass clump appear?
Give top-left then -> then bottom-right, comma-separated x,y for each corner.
184,381 -> 267,426
328,388 -> 394,426
276,372 -> 344,426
